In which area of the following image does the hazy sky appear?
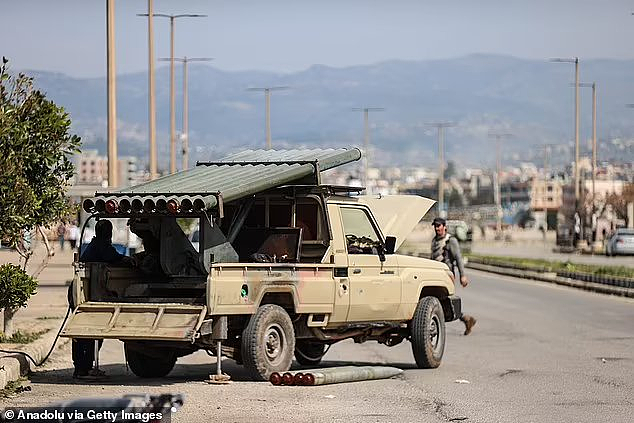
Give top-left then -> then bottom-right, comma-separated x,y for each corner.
2,0 -> 634,78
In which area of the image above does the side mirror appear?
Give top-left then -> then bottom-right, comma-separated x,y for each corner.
385,236 -> 397,254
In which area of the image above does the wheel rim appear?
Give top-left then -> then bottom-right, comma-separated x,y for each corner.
429,315 -> 441,352
264,323 -> 286,365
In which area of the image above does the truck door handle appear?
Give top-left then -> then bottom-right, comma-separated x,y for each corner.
352,268 -> 361,274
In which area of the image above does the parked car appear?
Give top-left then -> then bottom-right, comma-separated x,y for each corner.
605,228 -> 634,256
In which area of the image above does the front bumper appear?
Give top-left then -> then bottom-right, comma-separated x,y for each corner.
441,295 -> 462,322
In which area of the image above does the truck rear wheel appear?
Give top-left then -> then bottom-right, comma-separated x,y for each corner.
410,296 -> 445,369
124,344 -> 176,378
295,341 -> 326,366
241,304 -> 295,381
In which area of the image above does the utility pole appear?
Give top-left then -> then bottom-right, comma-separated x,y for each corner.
427,122 -> 455,218
139,12 -> 206,174
159,57 -> 213,171
106,0 -> 117,187
352,107 -> 384,191
137,2 -> 158,179
540,143 -> 558,178
248,86 -> 289,149
539,143 -> 558,231
489,132 -> 512,234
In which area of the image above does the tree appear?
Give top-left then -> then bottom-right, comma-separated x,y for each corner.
605,183 -> 634,223
0,58 -> 81,336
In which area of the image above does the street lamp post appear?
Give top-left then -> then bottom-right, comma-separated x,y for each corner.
550,57 -> 580,219
578,82 -> 597,219
139,13 -> 207,174
159,56 -> 213,170
489,132 -> 512,234
106,0 -> 117,187
248,86 -> 289,149
427,122 -> 455,218
137,2 -> 158,179
352,107 -> 384,191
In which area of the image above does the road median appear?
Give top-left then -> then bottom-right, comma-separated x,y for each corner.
466,257 -> 634,298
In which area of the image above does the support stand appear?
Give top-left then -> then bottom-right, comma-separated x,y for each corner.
205,317 -> 231,384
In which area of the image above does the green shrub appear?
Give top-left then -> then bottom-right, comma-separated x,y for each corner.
467,254 -> 634,279
0,264 -> 38,310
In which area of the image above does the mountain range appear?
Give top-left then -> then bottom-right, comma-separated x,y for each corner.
22,54 -> 634,170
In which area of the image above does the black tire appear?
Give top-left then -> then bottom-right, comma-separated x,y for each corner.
241,304 -> 296,381
410,296 -> 446,369
295,341 -> 326,366
124,344 -> 176,378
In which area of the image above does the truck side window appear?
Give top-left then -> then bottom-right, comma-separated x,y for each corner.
340,207 -> 381,254
296,203 -> 318,240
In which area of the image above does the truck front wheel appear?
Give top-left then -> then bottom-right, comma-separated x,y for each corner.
241,304 -> 296,381
410,296 -> 446,368
124,344 -> 176,378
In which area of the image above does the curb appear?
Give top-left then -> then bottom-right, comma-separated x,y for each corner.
0,319 -> 70,390
466,262 -> 634,298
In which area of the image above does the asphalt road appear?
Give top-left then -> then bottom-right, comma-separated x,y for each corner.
3,270 -> 633,423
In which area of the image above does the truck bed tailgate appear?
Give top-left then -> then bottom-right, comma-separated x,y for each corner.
61,303 -> 206,342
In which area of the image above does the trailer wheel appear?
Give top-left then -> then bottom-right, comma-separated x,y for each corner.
410,296 -> 445,368
241,304 -> 295,381
295,341 -> 326,366
124,344 -> 176,378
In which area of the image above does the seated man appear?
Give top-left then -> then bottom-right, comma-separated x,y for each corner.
81,219 -> 134,266
128,217 -> 164,277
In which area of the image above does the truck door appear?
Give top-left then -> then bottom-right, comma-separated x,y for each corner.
339,206 -> 401,321
327,203 -> 351,323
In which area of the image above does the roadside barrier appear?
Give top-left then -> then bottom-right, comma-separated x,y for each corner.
466,259 -> 634,298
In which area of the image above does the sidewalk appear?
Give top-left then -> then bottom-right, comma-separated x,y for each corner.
1,242 -> 74,389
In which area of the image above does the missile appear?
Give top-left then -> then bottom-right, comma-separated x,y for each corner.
269,366 -> 403,386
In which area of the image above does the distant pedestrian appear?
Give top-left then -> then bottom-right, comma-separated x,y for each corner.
57,222 -> 67,251
430,217 -> 477,335
68,222 -> 79,250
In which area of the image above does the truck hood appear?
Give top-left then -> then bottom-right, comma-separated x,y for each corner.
357,195 -> 435,249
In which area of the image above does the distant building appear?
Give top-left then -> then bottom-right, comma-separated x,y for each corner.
531,179 -> 564,211
76,151 -> 147,188
77,150 -> 108,184
530,178 -> 564,230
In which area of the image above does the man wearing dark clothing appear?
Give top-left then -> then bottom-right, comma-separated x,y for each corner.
80,221 -> 129,264
430,217 -> 477,335
71,220 -> 131,379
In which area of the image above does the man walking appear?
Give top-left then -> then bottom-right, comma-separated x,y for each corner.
430,217 -> 477,335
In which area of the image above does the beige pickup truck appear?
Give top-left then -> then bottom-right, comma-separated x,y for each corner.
63,149 -> 461,381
